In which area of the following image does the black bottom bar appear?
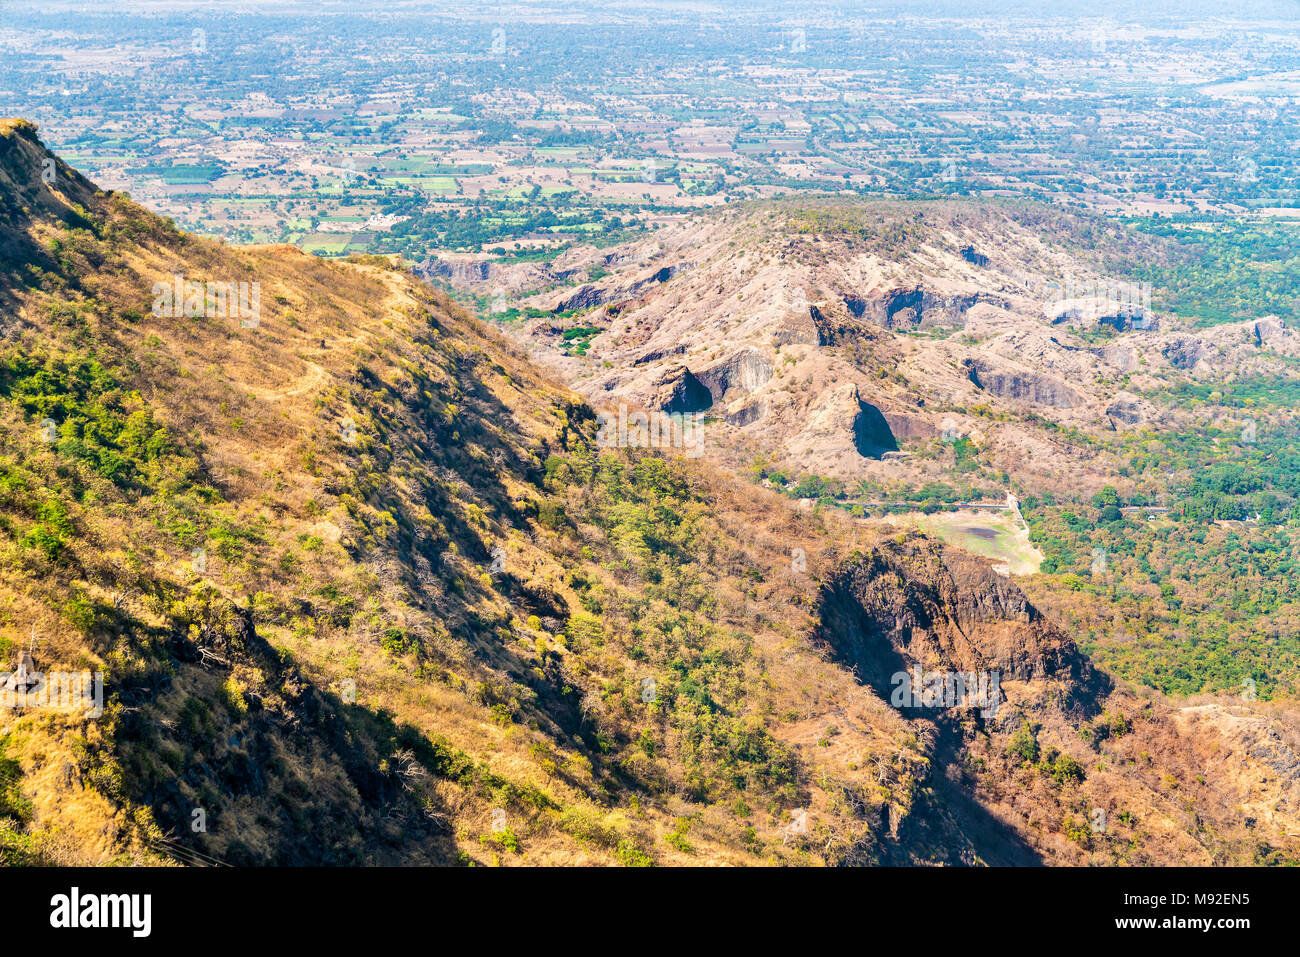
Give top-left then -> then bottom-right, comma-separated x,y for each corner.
2,865 -> 1288,944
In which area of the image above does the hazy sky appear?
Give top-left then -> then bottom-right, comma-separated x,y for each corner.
4,0 -> 1299,17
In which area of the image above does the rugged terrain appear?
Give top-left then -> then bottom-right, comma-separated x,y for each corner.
452,200 -> 1298,498
447,199 -> 1300,714
0,120 -> 1296,867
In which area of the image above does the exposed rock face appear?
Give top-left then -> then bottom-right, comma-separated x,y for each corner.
416,259 -> 491,284
846,288 -> 1005,330
788,383 -> 898,465
980,330 -> 1099,386
854,400 -> 900,458
816,535 -> 1101,711
1192,316 -> 1300,372
414,256 -> 592,298
1048,298 -> 1153,332
882,411 -> 937,442
555,283 -> 610,313
697,348 -> 772,402
772,308 -> 824,346
553,263 -> 689,313
725,399 -> 766,427
1106,391 -> 1158,429
1162,337 -> 1206,370
1098,344 -> 1138,371
633,344 -> 686,366
1252,317 -> 1287,345
963,357 -> 1083,408
647,363 -> 713,414
805,304 -> 878,347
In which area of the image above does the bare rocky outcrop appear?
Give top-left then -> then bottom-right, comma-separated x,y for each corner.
1105,391 -> 1159,429
772,308 -> 824,346
881,411 -> 937,442
787,383 -> 899,464
413,257 -> 585,295
633,344 -> 686,366
853,399 -> 901,458
697,347 -> 772,402
963,357 -> 1084,408
1097,343 -> 1139,371
416,259 -> 490,284
817,535 -> 1099,701
552,262 -> 688,314
1251,316 -> 1288,346
1162,336 -> 1207,370
724,399 -> 766,427
646,363 -> 713,414
806,303 -> 881,347
555,283 -> 611,313
846,287 -> 1006,331
1047,296 -> 1153,332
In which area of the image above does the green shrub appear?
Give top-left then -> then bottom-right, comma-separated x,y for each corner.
1008,725 -> 1039,764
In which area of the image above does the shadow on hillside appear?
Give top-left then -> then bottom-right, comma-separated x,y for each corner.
882,723 -> 1044,866
112,610 -> 462,867
336,349 -> 618,766
813,558 -> 1052,865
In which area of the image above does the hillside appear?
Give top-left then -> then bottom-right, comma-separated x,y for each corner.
0,118 -> 917,866
0,119 -> 1297,867
474,199 -> 1296,495
467,198 -> 1300,712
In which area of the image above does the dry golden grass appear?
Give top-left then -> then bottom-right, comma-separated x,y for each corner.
1,120 -> 1295,868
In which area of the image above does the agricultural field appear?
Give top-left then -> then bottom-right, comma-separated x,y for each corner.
868,508 -> 1045,576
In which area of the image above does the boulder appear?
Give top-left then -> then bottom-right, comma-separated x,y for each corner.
647,363 -> 713,415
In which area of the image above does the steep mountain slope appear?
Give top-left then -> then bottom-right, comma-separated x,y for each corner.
818,536 -> 1300,865
0,118 -> 925,866
473,198 -> 1300,720
0,119 -> 1296,867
